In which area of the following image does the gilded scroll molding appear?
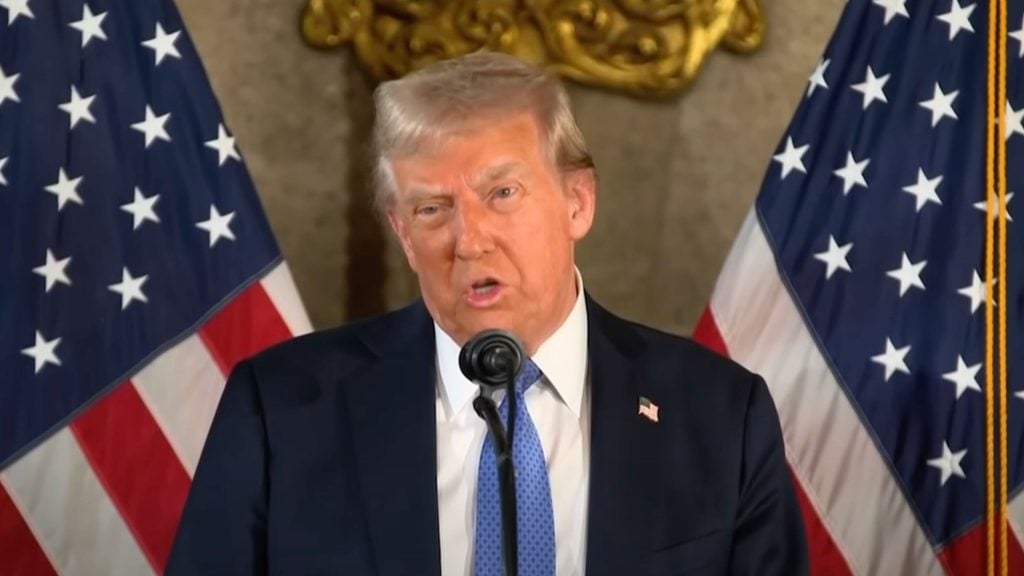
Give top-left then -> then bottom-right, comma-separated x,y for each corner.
301,0 -> 764,98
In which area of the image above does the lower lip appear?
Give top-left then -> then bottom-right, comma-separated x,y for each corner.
465,284 -> 504,307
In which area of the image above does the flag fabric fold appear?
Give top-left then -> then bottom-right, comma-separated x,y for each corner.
697,0 -> 1023,573
0,0 -> 311,573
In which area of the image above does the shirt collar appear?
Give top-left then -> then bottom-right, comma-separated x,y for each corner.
435,268 -> 589,421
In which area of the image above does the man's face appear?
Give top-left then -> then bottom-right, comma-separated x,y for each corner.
386,112 -> 596,353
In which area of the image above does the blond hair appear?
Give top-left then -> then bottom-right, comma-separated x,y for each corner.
371,51 -> 594,212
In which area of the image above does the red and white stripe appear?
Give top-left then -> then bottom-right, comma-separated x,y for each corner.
0,263 -> 310,576
694,211 -> 1024,575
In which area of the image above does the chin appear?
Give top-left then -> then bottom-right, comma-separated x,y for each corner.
454,309 -> 522,338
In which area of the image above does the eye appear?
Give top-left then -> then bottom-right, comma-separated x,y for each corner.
414,204 -> 441,217
492,185 -> 519,200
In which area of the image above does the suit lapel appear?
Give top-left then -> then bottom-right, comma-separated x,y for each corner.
584,298 -> 659,575
345,303 -> 442,576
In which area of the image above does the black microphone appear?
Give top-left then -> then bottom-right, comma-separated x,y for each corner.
460,329 -> 525,576
459,329 -> 525,387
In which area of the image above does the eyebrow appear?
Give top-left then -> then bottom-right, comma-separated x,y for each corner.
404,189 -> 448,205
402,161 -> 529,203
471,161 -> 526,188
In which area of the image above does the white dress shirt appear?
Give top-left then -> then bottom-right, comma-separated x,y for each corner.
435,273 -> 590,576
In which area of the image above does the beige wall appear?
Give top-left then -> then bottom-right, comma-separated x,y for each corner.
177,0 -> 846,335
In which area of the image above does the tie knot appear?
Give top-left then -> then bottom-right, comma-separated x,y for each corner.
514,359 -> 542,395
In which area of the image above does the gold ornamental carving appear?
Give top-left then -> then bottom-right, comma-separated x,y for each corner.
301,0 -> 765,98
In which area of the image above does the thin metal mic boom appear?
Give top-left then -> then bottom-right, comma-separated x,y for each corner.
460,329 -> 526,576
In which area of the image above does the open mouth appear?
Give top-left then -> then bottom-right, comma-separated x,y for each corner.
465,278 -> 503,306
471,278 -> 500,295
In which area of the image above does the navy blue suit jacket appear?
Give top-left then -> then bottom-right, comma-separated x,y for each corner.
167,297 -> 807,575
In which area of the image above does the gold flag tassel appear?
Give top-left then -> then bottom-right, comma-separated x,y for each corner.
997,0 -> 1009,571
985,0 -> 1009,574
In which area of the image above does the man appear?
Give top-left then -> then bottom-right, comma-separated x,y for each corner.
168,52 -> 807,575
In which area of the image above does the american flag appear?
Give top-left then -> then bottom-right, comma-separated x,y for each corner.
695,0 -> 1023,573
0,0 -> 311,574
638,395 -> 659,423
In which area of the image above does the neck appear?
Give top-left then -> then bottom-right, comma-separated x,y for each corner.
522,268 -> 579,355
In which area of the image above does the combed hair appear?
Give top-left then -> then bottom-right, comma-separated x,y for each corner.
371,51 -> 595,213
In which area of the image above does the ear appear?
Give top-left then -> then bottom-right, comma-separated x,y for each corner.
386,208 -> 419,273
564,168 -> 596,241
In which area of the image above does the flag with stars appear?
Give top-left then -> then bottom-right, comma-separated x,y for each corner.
694,0 -> 1023,573
0,0 -> 311,574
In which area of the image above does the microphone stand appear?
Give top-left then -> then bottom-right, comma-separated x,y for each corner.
460,329 -> 525,576
472,379 -> 518,576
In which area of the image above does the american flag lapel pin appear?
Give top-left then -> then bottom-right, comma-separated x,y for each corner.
638,396 -> 659,423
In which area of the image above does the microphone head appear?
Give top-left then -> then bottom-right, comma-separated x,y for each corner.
459,329 -> 525,387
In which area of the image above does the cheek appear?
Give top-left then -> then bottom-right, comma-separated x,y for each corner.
539,199 -> 574,244
509,212 -> 571,271
408,231 -> 455,275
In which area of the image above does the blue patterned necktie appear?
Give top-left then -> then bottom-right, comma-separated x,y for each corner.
473,359 -> 556,576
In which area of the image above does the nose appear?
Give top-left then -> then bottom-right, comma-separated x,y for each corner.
453,199 -> 494,260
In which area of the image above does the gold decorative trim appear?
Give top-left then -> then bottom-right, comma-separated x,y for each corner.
301,0 -> 764,98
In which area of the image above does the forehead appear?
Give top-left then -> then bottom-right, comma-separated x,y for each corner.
388,113 -> 550,192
